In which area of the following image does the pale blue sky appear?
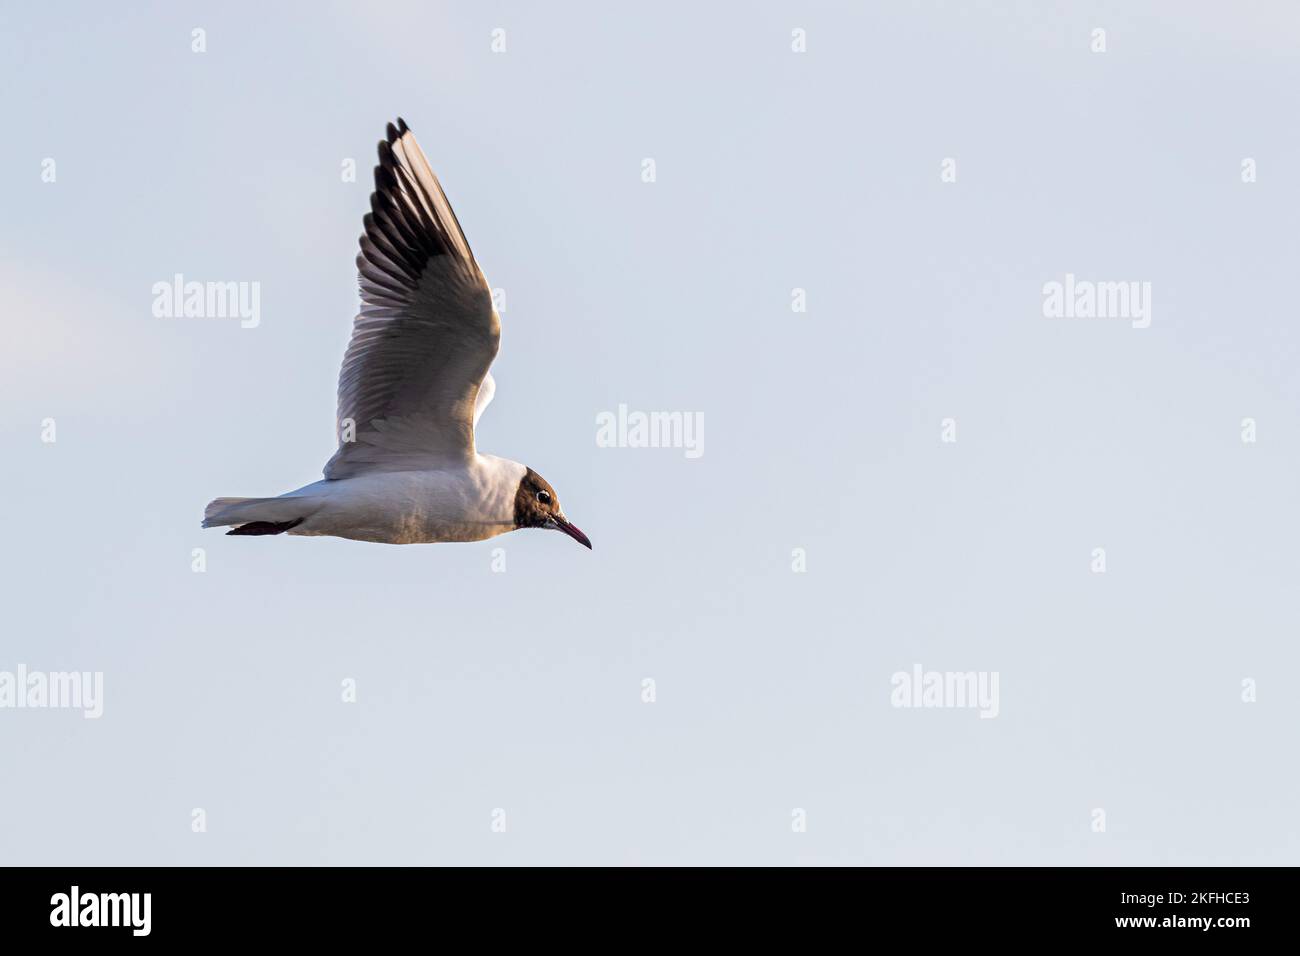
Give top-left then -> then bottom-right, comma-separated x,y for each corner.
2,0 -> 1298,864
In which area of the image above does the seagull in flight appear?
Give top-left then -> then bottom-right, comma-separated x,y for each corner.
202,118 -> 591,549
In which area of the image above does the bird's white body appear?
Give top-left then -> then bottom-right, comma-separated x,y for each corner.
208,456 -> 526,545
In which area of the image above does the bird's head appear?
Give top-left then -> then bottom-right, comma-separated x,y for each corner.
514,467 -> 591,549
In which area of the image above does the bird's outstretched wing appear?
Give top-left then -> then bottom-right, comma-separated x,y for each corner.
324,118 -> 498,479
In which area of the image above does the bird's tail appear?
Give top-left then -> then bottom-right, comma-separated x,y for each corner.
202,496 -> 314,534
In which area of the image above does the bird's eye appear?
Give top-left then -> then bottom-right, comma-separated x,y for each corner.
536,490 -> 551,504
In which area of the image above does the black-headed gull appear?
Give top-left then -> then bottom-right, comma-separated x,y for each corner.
202,119 -> 591,549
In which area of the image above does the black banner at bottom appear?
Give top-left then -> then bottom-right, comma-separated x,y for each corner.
0,867 -> 1283,942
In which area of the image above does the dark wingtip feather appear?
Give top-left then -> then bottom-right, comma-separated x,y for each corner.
396,117 -> 409,134
227,518 -> 303,536
374,160 -> 399,194
385,121 -> 400,144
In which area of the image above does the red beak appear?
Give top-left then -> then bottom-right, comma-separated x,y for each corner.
553,516 -> 592,549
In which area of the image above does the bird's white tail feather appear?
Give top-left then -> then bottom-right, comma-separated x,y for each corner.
202,496 -> 315,529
